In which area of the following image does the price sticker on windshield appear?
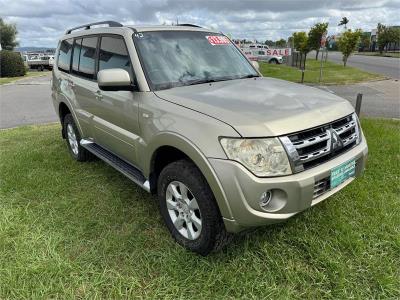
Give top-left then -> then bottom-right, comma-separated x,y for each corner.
206,35 -> 230,45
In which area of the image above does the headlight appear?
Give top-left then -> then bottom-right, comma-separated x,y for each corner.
220,138 -> 292,177
352,113 -> 362,144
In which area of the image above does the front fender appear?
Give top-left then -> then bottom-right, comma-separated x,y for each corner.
143,131 -> 234,220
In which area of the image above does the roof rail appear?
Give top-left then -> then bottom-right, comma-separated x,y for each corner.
65,21 -> 123,34
177,23 -> 202,28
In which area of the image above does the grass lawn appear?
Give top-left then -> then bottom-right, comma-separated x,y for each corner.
355,52 -> 400,58
0,71 -> 50,85
260,59 -> 385,85
0,119 -> 399,299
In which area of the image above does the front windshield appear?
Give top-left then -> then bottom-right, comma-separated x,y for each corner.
133,31 -> 258,90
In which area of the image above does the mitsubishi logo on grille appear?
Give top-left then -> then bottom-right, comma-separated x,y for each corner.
331,129 -> 343,151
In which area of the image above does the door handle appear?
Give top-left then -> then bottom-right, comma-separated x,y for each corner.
94,90 -> 103,100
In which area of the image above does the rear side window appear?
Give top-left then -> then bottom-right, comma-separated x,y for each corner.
78,37 -> 98,79
57,39 -> 73,72
71,38 -> 82,73
98,36 -> 134,81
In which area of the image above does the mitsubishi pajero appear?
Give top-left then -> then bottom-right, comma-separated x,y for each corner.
52,21 -> 368,255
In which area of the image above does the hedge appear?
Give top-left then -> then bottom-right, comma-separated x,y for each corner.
0,50 -> 26,77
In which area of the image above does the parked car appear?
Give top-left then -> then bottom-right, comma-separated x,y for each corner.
242,48 -> 283,64
27,54 -> 53,71
52,21 -> 368,255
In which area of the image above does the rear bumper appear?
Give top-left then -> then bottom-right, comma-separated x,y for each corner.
209,138 -> 368,233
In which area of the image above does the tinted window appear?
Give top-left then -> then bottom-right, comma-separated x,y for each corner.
99,36 -> 134,81
78,37 -> 98,79
71,38 -> 82,73
57,39 -> 73,72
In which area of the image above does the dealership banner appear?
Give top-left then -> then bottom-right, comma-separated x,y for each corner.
265,48 -> 291,56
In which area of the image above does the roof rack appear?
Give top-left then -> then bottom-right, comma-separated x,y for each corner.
65,21 -> 123,34
177,23 -> 202,28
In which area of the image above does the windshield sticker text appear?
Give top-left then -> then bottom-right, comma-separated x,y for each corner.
206,36 -> 230,45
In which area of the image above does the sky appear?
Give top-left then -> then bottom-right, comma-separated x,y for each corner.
1,0 -> 399,48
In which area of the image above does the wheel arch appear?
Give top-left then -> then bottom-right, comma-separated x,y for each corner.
58,101 -> 85,139
58,102 -> 71,139
59,102 -> 71,124
144,132 -> 233,219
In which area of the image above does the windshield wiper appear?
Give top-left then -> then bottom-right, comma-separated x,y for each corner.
185,76 -> 236,86
237,74 -> 260,79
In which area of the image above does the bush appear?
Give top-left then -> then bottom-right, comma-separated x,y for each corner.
0,50 -> 26,77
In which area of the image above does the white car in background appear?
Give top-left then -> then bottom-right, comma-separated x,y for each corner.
242,48 -> 283,64
48,55 -> 55,68
240,44 -> 284,64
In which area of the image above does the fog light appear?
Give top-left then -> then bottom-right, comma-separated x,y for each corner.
260,190 -> 272,208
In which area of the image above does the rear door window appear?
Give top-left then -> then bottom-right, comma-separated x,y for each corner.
78,36 -> 98,79
71,38 -> 82,74
98,36 -> 134,82
57,39 -> 73,72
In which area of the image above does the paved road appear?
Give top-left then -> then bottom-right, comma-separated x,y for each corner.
323,51 -> 400,79
0,74 -> 58,129
0,73 -> 398,129
316,79 -> 400,119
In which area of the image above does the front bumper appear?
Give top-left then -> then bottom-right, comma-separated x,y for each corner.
209,138 -> 368,233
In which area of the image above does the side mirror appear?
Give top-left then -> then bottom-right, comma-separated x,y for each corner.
98,68 -> 133,91
251,60 -> 260,71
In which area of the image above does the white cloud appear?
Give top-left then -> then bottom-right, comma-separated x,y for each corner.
0,0 -> 399,47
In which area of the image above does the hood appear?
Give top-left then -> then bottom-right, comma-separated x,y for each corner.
155,77 -> 354,137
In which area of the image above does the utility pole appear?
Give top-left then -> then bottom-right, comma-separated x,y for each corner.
319,48 -> 324,83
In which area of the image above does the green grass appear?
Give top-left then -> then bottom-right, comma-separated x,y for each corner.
0,119 -> 399,299
0,71 -> 50,85
355,52 -> 400,58
260,59 -> 385,85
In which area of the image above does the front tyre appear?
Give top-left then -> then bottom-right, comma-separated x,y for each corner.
157,159 -> 232,255
63,114 -> 92,162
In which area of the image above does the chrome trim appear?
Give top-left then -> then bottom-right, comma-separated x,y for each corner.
80,138 -> 94,145
281,113 -> 359,173
279,136 -> 304,173
143,180 -> 151,193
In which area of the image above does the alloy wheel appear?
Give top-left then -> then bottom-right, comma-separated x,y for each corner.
66,123 -> 79,155
165,181 -> 202,240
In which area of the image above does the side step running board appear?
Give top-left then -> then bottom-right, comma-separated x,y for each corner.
80,139 -> 150,192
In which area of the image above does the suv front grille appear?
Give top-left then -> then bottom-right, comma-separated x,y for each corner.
280,114 -> 360,173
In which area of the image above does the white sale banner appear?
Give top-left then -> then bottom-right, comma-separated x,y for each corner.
265,48 -> 291,56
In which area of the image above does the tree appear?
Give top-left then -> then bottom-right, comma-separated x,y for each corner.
338,17 -> 349,29
293,31 -> 311,69
359,32 -> 371,51
0,18 -> 19,50
293,32 -> 310,54
308,22 -> 329,60
264,40 -> 274,46
275,38 -> 287,47
377,23 -> 400,53
337,29 -> 362,66
0,50 -> 26,77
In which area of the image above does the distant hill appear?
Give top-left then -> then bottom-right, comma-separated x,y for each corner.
15,47 -> 56,52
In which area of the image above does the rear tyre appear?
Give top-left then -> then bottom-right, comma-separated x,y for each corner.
63,114 -> 92,162
157,159 -> 232,255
